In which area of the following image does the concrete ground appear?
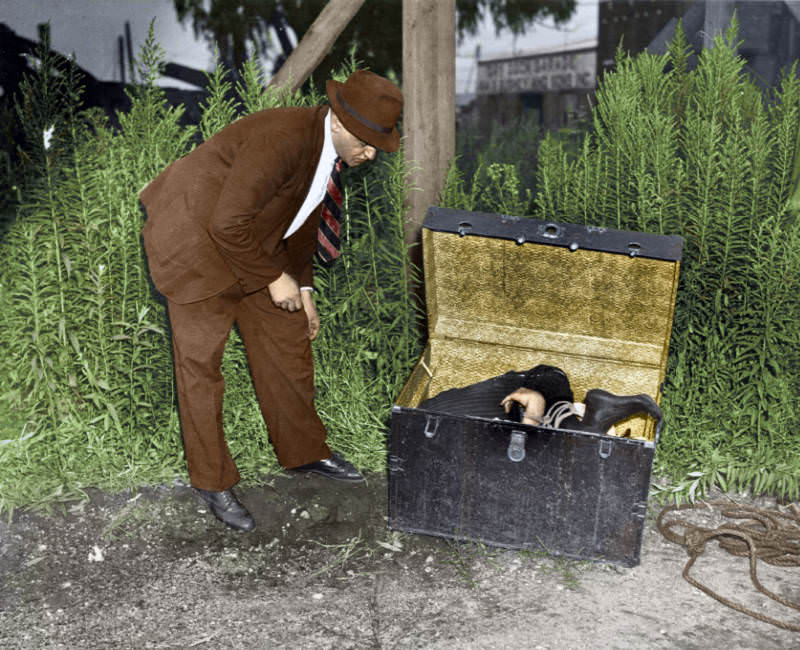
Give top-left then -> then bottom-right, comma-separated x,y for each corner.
1,474 -> 798,649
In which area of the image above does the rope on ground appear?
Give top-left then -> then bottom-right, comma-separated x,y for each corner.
657,501 -> 800,632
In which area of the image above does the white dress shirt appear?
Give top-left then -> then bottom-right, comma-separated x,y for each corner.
283,108 -> 338,240
283,108 -> 337,292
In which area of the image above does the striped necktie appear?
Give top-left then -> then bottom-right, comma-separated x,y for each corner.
317,157 -> 344,265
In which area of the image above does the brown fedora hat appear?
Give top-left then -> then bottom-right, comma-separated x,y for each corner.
327,70 -> 403,152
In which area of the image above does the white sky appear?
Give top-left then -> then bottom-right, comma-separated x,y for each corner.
2,0 -> 218,88
2,0 -> 600,93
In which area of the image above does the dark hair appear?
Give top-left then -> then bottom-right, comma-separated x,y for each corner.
520,365 -> 574,407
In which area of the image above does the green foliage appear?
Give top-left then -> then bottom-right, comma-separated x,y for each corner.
0,26 -> 421,514
455,112 -> 542,213
234,56 -> 292,114
0,24 -> 189,514
443,158 -> 531,216
199,48 -> 239,140
531,17 -> 800,502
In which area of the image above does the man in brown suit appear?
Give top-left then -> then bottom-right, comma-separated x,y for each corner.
140,71 -> 403,531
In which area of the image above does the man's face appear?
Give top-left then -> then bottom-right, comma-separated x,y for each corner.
330,111 -> 378,168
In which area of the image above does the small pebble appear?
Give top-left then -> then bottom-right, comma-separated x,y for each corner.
88,546 -> 104,562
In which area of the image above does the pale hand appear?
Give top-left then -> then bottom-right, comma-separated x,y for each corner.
501,388 -> 546,426
268,272 -> 301,312
301,291 -> 320,341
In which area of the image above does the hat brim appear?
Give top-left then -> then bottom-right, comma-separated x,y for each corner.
326,79 -> 401,153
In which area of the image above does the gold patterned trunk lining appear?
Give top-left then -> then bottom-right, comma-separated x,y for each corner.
395,228 -> 682,442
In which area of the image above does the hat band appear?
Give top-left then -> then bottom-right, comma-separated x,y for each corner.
336,90 -> 393,135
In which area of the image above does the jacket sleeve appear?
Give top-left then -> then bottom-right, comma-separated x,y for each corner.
298,258 -> 314,288
292,245 -> 315,288
207,132 -> 296,294
285,209 -> 319,289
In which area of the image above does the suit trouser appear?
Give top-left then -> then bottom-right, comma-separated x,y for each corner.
167,282 -> 331,491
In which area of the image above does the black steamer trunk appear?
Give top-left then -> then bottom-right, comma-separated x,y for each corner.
388,207 -> 683,567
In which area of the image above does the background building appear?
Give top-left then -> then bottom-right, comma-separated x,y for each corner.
472,39 -> 597,131
599,0 -> 800,89
465,0 -> 800,132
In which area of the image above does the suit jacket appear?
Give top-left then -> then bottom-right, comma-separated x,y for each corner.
140,105 -> 328,304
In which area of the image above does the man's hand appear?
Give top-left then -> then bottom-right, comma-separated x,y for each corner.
268,272 -> 302,311
301,291 -> 320,341
501,388 -> 546,426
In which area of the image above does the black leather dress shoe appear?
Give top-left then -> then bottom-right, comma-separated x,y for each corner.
194,488 -> 256,531
575,389 -> 662,435
292,451 -> 365,482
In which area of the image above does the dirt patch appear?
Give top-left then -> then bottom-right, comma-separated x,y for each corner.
1,474 -> 798,649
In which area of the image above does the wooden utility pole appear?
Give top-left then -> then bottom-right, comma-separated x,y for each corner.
270,0 -> 366,92
402,0 -> 456,287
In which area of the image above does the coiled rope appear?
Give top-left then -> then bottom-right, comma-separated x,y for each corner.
657,501 -> 800,632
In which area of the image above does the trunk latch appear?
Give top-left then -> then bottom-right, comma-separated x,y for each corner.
507,430 -> 527,462
424,414 -> 440,438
